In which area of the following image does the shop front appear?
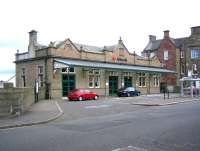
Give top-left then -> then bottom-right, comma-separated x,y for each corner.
52,58 -> 175,98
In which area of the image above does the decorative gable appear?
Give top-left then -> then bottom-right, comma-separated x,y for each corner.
54,39 -> 80,58
111,38 -> 130,63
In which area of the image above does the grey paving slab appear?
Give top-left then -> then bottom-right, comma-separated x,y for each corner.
0,100 -> 61,128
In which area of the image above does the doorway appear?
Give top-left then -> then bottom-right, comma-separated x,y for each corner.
62,74 -> 75,96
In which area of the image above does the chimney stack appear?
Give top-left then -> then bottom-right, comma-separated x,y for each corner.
164,30 -> 170,38
149,35 -> 156,42
29,30 -> 37,46
118,36 -> 123,44
191,26 -> 200,35
28,30 -> 37,57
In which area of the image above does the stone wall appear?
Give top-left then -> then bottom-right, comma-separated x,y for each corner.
0,84 -> 44,114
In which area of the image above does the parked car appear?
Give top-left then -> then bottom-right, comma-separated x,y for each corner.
117,87 -> 140,97
68,89 -> 99,101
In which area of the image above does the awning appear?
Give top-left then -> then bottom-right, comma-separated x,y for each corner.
54,58 -> 176,74
180,77 -> 200,81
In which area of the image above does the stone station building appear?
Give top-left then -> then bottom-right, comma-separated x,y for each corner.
15,30 -> 175,99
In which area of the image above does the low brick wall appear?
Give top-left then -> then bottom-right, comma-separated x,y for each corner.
0,87 -> 38,114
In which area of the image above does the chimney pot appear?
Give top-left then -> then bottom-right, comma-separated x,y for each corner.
149,35 -> 156,41
191,26 -> 200,35
164,30 -> 170,38
118,36 -> 123,44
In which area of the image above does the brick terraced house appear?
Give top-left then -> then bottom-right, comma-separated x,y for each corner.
15,30 -> 175,99
142,30 -> 185,92
142,26 -> 200,92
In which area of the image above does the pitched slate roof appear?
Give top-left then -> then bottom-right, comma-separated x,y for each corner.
55,58 -> 176,74
143,37 -> 186,52
173,38 -> 186,47
103,45 -> 117,51
74,43 -> 118,53
74,43 -> 103,53
144,39 -> 162,51
51,39 -> 118,53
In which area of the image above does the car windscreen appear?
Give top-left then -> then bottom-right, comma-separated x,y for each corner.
126,87 -> 135,91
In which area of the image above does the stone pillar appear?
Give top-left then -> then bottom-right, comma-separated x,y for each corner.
105,70 -> 109,96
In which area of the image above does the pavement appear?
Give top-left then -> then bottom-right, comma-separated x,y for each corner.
0,100 -> 63,129
130,93 -> 200,106
0,93 -> 199,129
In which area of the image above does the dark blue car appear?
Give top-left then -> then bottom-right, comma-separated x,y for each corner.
117,87 -> 140,97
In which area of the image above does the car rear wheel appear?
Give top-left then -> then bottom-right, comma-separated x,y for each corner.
78,96 -> 83,101
94,95 -> 98,100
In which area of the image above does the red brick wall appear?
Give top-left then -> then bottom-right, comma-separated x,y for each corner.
158,38 -> 177,86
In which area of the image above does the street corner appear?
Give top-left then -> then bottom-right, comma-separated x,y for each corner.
0,100 -> 64,130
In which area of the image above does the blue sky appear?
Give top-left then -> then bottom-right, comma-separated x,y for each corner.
0,41 -> 23,49
0,69 -> 15,75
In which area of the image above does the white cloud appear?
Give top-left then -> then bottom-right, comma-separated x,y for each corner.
0,0 -> 199,77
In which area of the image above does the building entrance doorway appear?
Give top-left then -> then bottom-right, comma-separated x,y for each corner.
62,74 -> 75,96
124,77 -> 132,88
160,82 -> 166,93
109,76 -> 118,96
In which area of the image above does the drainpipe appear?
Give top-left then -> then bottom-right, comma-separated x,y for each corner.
105,70 -> 107,96
148,73 -> 151,94
44,49 -> 50,100
44,57 -> 48,99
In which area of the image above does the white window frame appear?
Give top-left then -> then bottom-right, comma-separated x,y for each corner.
94,76 -> 100,88
123,72 -> 131,77
38,66 -> 44,87
192,64 -> 198,74
191,49 -> 199,59
38,74 -> 44,87
164,50 -> 169,61
61,67 -> 75,73
88,69 -> 100,88
153,75 -> 160,87
180,51 -> 184,58
137,73 -> 146,87
88,75 -> 94,88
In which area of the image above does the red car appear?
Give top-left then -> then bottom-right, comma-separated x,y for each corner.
68,89 -> 99,101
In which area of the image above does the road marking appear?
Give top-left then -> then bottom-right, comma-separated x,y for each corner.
112,102 -> 130,105
85,104 -> 111,109
55,101 -> 63,113
112,145 -> 148,151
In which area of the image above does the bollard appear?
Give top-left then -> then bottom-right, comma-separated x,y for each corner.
10,104 -> 13,113
167,90 -> 169,99
164,90 -> 165,100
